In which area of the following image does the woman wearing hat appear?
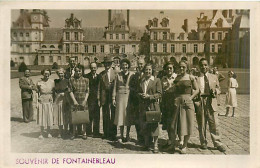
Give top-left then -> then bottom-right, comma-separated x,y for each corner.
112,59 -> 134,143
225,71 -> 238,117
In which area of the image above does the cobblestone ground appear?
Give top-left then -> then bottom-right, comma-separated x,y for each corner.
11,75 -> 250,154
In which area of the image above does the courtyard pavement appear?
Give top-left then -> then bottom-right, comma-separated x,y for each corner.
10,74 -> 250,154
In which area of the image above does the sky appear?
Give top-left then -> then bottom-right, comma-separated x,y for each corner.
11,9 -> 213,33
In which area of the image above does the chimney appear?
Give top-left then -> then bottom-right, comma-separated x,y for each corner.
127,10 -> 130,27
108,10 -> 112,23
200,12 -> 204,19
184,19 -> 188,33
71,13 -> 74,19
213,10 -> 217,18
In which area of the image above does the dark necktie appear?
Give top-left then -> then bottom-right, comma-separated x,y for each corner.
204,74 -> 210,95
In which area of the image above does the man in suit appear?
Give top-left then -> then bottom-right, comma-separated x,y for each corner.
65,57 -> 77,79
129,58 -> 145,144
83,62 -> 101,138
19,69 -> 37,123
98,57 -> 117,141
195,58 -> 226,152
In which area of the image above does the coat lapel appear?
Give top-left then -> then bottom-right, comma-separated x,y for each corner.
146,79 -> 154,94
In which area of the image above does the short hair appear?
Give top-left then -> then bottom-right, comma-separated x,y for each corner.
56,68 -> 65,75
199,58 -> 208,66
24,69 -> 31,73
120,58 -> 131,68
143,63 -> 154,73
90,62 -> 97,68
41,68 -> 51,75
163,61 -> 174,71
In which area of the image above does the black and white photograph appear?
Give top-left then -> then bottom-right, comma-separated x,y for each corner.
0,1 -> 259,168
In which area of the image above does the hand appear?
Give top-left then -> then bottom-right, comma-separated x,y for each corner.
98,101 -> 101,107
60,93 -> 65,96
142,94 -> 150,99
113,100 -> 116,106
81,100 -> 87,107
73,101 -> 79,106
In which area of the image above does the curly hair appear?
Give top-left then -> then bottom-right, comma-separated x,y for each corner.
41,68 -> 51,75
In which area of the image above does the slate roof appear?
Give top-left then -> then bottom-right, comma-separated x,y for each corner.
83,27 -> 106,41
12,10 -> 31,28
43,28 -> 63,42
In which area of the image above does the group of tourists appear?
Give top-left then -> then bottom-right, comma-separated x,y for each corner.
19,56 -> 238,154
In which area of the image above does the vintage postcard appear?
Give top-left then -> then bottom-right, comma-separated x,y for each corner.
0,1 -> 259,168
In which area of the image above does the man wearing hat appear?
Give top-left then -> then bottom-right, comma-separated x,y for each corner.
98,56 -> 117,140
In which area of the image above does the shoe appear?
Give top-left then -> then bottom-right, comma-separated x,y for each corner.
38,135 -> 44,140
118,138 -> 123,143
231,115 -> 235,117
82,135 -> 87,140
70,135 -> 75,140
47,134 -> 52,138
201,143 -> 207,150
180,147 -> 187,154
225,113 -> 229,117
217,145 -> 226,152
57,134 -> 61,138
165,145 -> 175,154
153,147 -> 159,154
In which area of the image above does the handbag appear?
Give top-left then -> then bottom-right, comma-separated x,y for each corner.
145,107 -> 161,123
71,105 -> 90,124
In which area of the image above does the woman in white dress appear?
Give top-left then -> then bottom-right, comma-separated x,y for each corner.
225,71 -> 238,117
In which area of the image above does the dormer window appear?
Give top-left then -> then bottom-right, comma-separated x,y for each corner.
216,18 -> 223,28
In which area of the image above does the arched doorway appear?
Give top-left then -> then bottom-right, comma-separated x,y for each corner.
192,57 -> 199,66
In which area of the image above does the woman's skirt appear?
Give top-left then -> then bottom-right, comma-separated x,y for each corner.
225,88 -> 237,107
37,94 -> 53,127
53,93 -> 65,126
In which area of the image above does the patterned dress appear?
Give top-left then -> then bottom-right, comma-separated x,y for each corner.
69,76 -> 89,107
53,79 -> 70,126
36,79 -> 55,127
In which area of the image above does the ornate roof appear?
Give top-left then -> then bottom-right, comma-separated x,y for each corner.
43,28 -> 63,41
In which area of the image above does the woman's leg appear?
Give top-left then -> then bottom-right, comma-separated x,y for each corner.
39,126 -> 44,139
179,135 -> 184,147
118,126 -> 124,142
58,125 -> 63,138
153,136 -> 159,153
232,107 -> 235,117
180,135 -> 190,154
71,125 -> 76,140
225,107 -> 230,117
47,126 -> 52,138
82,124 -> 87,140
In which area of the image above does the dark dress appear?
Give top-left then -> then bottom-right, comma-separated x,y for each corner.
169,76 -> 195,136
53,79 -> 70,126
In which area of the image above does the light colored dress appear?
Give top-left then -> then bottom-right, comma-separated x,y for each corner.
225,77 -> 238,107
36,79 -> 55,127
113,71 -> 133,126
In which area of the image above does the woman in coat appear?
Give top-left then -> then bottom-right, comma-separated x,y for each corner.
138,63 -> 162,153
225,71 -> 238,117
53,68 -> 70,138
36,69 -> 55,139
112,59 -> 134,143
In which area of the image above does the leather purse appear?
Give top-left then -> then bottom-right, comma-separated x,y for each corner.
145,107 -> 161,123
71,105 -> 90,124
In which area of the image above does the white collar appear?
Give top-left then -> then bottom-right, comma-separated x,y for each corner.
142,75 -> 155,82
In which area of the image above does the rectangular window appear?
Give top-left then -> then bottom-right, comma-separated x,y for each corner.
194,44 -> 198,53
110,34 -> 113,39
66,32 -> 70,40
154,32 -> 157,40
110,45 -> 113,53
116,34 -> 119,39
58,56 -> 61,60
85,45 -> 88,53
66,56 -> 69,63
20,44 -> 24,48
93,45 -> 96,53
218,32 -> 222,40
26,33 -> 29,37
171,44 -> 175,53
66,44 -> 70,53
211,44 -> 215,52
163,32 -> 167,40
182,44 -> 186,53
212,32 -> 215,40
132,45 -> 136,53
163,43 -> 167,53
122,34 -> 125,40
121,45 -> 125,53
20,33 -> 23,37
225,33 -> 228,39
74,32 -> 78,41
75,44 -> 78,53
218,44 -> 222,52
49,56 -> 53,63
41,56 -> 45,63
26,44 -> 30,48
14,32 -> 17,37
101,45 -> 104,53
153,43 -> 157,52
